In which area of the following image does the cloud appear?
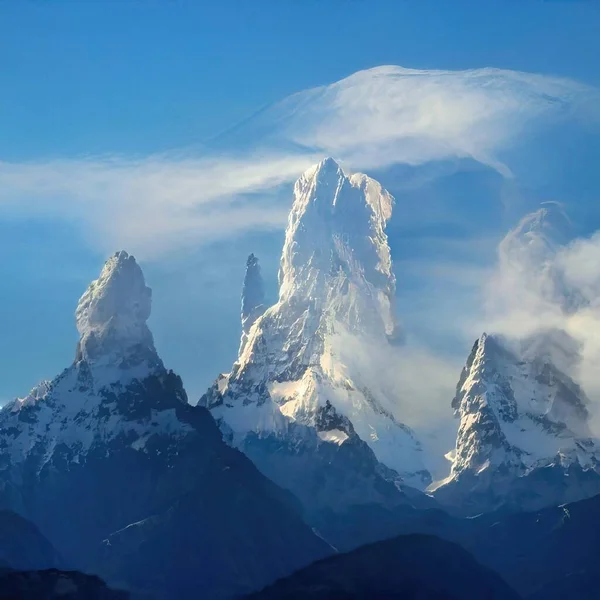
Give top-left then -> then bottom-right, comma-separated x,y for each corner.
228,66 -> 600,176
481,205 -> 600,431
0,152 -> 319,258
0,66 -> 598,259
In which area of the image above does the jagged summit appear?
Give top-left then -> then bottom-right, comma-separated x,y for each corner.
310,156 -> 342,178
201,160 -> 430,500
453,331 -> 593,466
434,206 -> 600,513
75,251 -> 159,369
275,157 -> 397,340
0,251 -> 181,471
433,329 -> 600,513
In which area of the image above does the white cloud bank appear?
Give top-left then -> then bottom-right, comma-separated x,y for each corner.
0,66 -> 599,258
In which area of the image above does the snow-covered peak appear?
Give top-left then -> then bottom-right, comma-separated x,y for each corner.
0,251 -> 191,475
277,159 -> 397,338
302,156 -> 344,184
438,330 -> 598,495
202,161 -> 429,489
288,157 -> 393,225
75,251 -> 158,369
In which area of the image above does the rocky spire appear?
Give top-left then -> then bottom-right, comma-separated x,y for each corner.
433,330 -> 600,513
277,157 -> 397,338
75,251 -> 159,369
201,159 -> 429,489
240,253 -> 265,352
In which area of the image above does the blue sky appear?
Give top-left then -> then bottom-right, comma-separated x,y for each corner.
3,0 -> 600,159
1,0 -> 600,404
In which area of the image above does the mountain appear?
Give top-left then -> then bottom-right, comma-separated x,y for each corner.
0,568 -> 129,600
240,252 -> 266,354
248,533 -> 521,600
469,493 -> 600,600
199,158 -> 435,548
0,251 -> 330,599
0,510 -> 61,571
432,330 -> 600,514
432,205 -> 600,514
334,490 -> 600,600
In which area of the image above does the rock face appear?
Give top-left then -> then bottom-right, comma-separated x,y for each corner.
200,159 -> 432,544
433,330 -> 600,514
248,533 -> 521,600
0,251 -> 330,599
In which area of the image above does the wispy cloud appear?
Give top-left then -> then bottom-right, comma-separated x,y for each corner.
480,205 -> 600,430
0,66 -> 598,258
0,152 -> 319,258
238,66 -> 600,175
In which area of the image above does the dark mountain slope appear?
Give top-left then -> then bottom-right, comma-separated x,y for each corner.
0,568 -> 128,600
0,510 -> 61,571
249,533 -> 521,600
